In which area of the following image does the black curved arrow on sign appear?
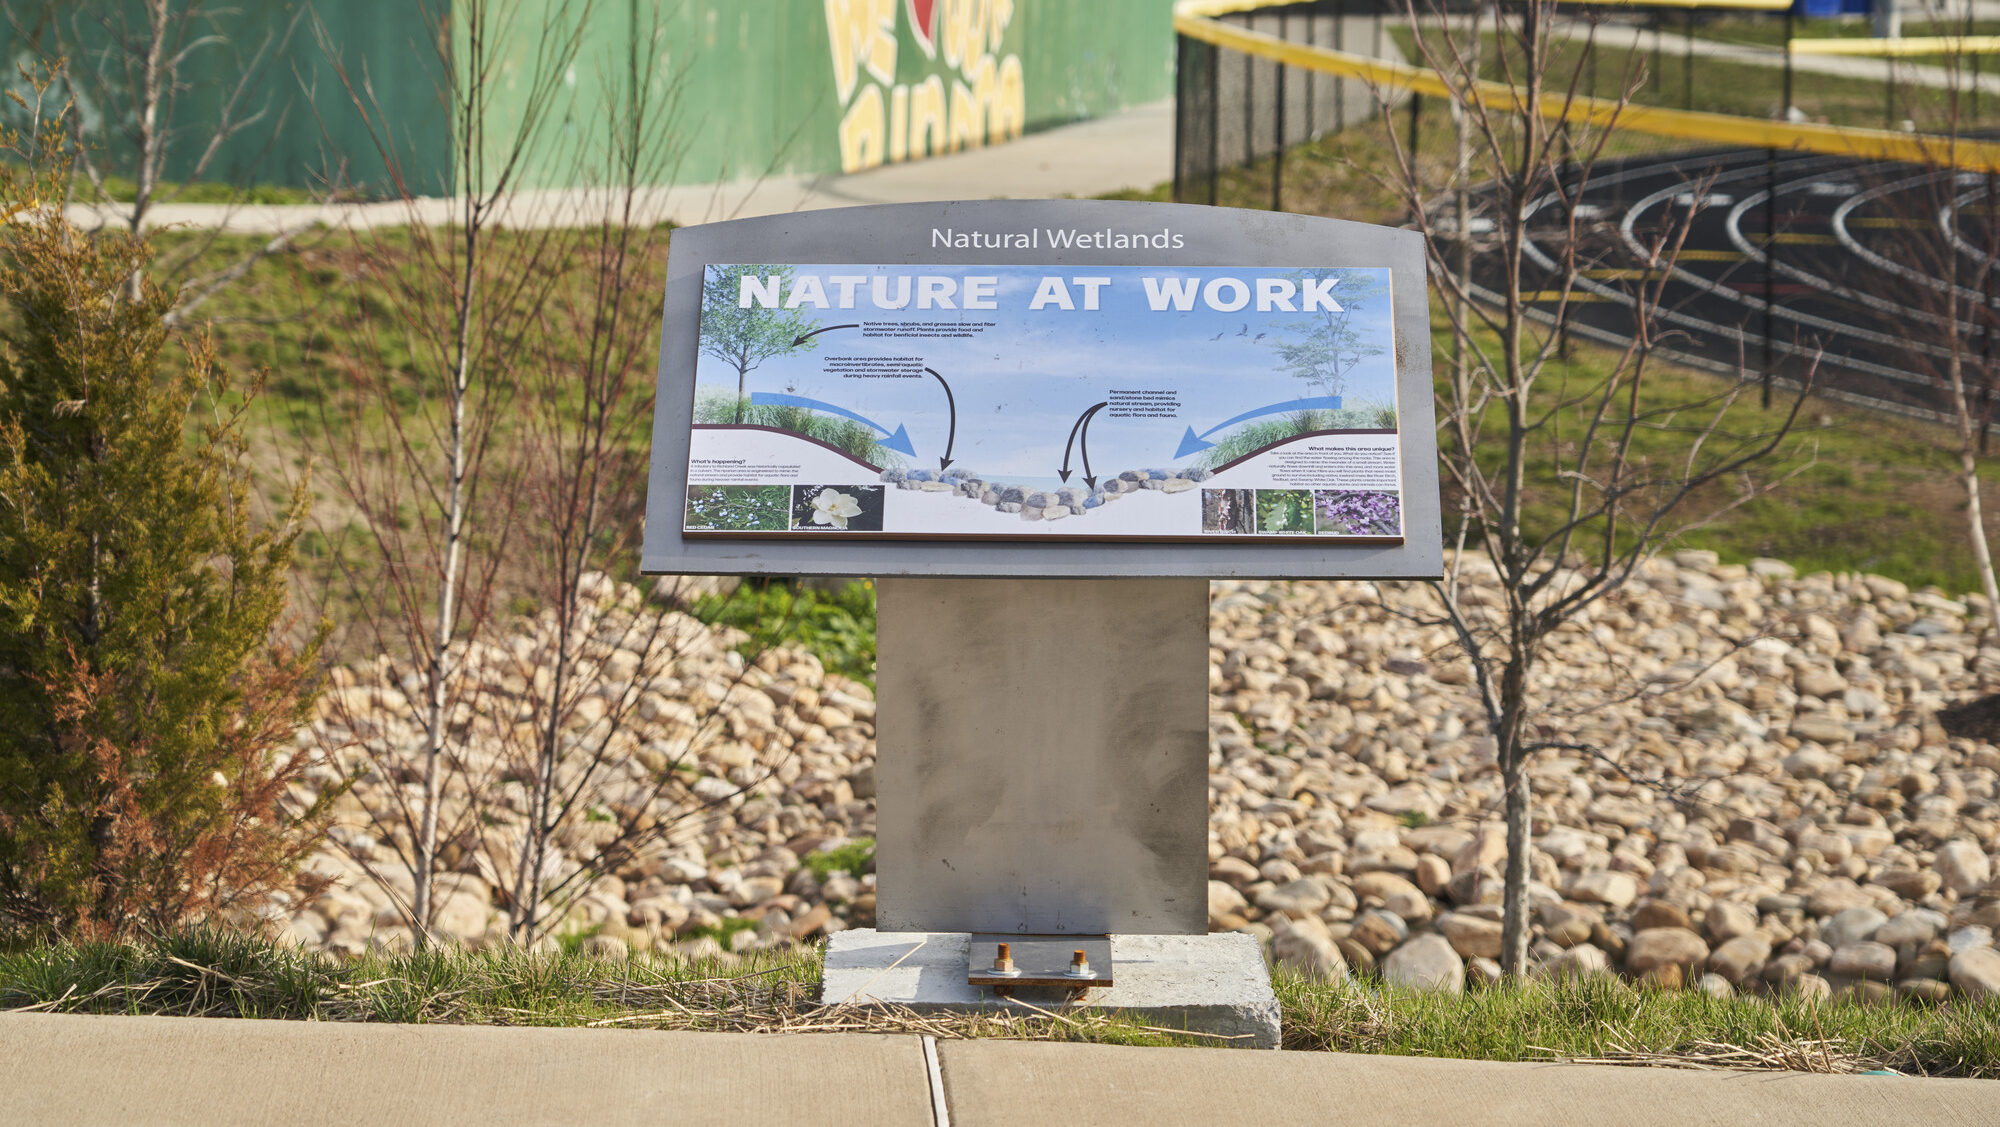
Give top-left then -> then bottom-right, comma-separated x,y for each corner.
1059,401 -> 1108,488
925,367 -> 958,470
790,323 -> 860,347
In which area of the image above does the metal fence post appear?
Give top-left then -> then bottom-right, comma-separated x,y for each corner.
1243,10 -> 1257,187
1174,35 -> 1188,204
1985,168 -> 1997,454
1762,87 -> 1783,405
1275,8 -> 1288,212
1409,92 -> 1423,174
1304,1 -> 1318,139
1208,32 -> 1221,206
1784,9 -> 1795,121
1585,4 -> 1598,99
1335,0 -> 1347,130
1684,7 -> 1694,112
1652,10 -> 1663,94
1888,57 -> 1897,128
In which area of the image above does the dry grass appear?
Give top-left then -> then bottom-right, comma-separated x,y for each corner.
0,927 -> 1211,1046
1276,970 -> 2000,1077
7,930 -> 2000,1071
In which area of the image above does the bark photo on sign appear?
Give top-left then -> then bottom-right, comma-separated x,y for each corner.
1203,488 -> 1255,533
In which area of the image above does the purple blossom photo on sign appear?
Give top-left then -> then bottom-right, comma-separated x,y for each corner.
1314,489 -> 1401,536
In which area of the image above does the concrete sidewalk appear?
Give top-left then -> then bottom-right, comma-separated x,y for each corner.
63,101 -> 1173,236
941,1038 -> 1998,1127
4,1010 -> 1994,1126
0,1012 -> 930,1126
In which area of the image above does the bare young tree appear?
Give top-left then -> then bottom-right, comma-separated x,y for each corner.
276,0 -> 838,951
1380,0 -> 1814,974
302,0 -> 589,945
1852,0 -> 2000,641
11,0 -> 318,315
492,10 -> 777,945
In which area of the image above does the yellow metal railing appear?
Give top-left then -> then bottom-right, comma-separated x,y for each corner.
1173,0 -> 2000,172
1789,35 -> 2000,56
1184,0 -> 1793,12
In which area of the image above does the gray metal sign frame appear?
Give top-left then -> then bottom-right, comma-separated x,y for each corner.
641,199 -> 1440,579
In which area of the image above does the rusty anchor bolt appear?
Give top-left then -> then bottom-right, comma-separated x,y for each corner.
1066,949 -> 1093,979
989,942 -> 1020,977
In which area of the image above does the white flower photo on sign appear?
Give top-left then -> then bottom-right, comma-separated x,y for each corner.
811,489 -> 863,528
789,484 -> 885,532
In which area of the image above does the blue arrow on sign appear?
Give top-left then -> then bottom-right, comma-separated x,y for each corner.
749,392 -> 917,455
1174,395 -> 1344,458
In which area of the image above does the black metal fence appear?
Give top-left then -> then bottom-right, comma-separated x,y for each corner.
1174,1 -> 2000,431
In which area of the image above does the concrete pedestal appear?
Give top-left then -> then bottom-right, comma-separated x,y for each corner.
874,577 -> 1208,935
820,929 -> 1281,1049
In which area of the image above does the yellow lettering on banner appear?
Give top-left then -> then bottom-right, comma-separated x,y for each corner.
825,0 -> 897,105
993,54 -> 1024,141
988,0 -> 1013,53
942,0 -> 1008,76
828,0 -> 1017,171
949,75 -> 984,151
972,54 -> 999,142
940,0 -> 971,71
889,84 -> 909,163
865,0 -> 899,84
839,83 -> 886,172
908,75 -> 947,159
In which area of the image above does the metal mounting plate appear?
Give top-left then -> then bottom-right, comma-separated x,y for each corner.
967,933 -> 1114,988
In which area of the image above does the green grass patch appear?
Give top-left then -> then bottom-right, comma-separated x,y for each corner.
1439,303 -> 2000,593
0,924 -> 818,1027
802,838 -> 875,880
67,174 -> 325,206
1276,970 -> 2000,1076
6,929 -> 1998,1067
0,927 -> 1201,1045
678,917 -> 760,949
690,579 -> 878,687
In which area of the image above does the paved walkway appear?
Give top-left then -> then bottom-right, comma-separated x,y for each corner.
64,101 -> 1174,235
3,1011 -> 1993,1125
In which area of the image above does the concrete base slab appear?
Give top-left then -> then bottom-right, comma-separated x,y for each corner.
821,929 -> 1280,1049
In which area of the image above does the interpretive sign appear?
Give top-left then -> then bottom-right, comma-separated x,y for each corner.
643,200 -> 1440,578
687,262 -> 1400,543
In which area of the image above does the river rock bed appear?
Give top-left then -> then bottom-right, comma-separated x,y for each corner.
882,465 -> 1207,520
273,552 -> 2000,1003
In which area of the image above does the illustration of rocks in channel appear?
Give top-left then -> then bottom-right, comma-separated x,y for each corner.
880,466 -> 1208,520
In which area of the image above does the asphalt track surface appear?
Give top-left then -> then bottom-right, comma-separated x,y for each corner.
1494,143 -> 2000,421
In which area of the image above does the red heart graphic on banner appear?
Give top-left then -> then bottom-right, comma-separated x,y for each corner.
907,0 -> 937,57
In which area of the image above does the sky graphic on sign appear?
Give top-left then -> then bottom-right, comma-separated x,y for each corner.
692,263 -> 1397,481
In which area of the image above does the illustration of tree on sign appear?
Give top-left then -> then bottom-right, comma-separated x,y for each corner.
1266,268 -> 1387,399
699,265 -> 822,422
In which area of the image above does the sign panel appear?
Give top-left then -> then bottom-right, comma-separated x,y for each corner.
685,263 -> 1403,543
643,200 -> 1441,578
